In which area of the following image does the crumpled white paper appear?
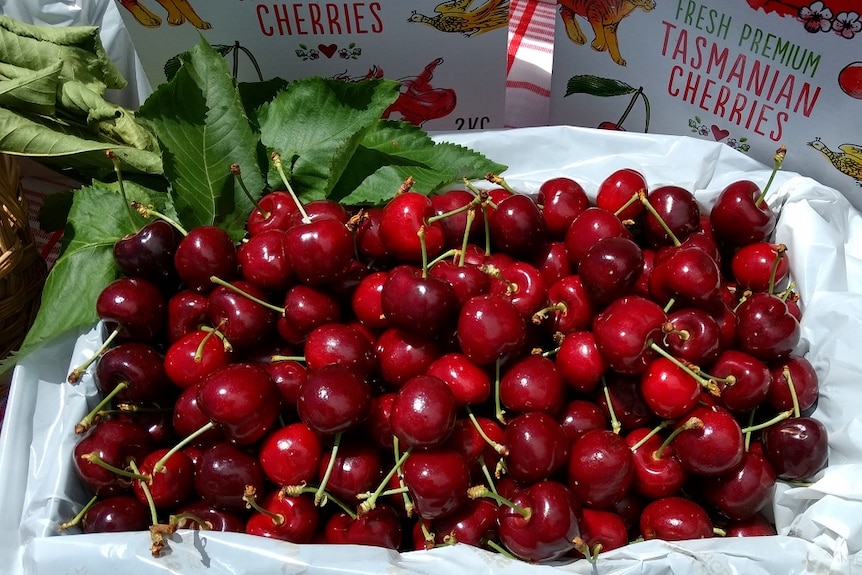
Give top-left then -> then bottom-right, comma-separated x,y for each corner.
1,125 -> 861,575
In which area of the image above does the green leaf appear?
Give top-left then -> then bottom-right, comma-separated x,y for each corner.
0,60 -> 61,115
565,75 -> 636,98
9,181 -> 171,372
139,38 -> 264,240
257,76 -> 401,202
334,120 -> 507,205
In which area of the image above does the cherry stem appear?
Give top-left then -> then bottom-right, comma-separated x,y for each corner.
532,302 -> 566,326
494,359 -> 506,424
573,536 -> 603,564
271,152 -> 311,224
230,163 -> 268,219
740,409 -> 795,434
107,151 -> 140,232
426,200 -> 475,225
465,407 -> 509,456
756,146 -> 786,206
654,416 -> 703,459
713,527 -> 727,537
58,494 -> 98,531
628,420 -> 673,452
129,459 -> 159,525
81,452 -> 148,482
649,343 -> 729,395
744,408 -> 757,451
662,321 -> 690,342
485,173 -> 516,194
243,485 -> 283,525
130,201 -> 189,236
479,460 -> 499,495
281,484 -> 356,518
393,436 -> 415,517
358,446 -> 412,515
76,381 -> 128,434
427,248 -> 461,270
485,539 -> 516,560
614,86 -> 644,129
663,297 -> 676,313
468,485 -> 530,519
613,191 -> 640,218
784,365 -> 801,418
768,244 -> 787,295
170,512 -> 213,531
601,378 -> 622,434
459,207 -> 476,267
316,432 -> 342,506
418,225 -> 430,279
68,328 -> 120,384
151,421 -> 216,474
640,191 -> 681,247
209,276 -> 283,314
270,354 -> 307,363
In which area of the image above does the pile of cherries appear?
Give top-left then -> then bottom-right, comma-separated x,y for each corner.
63,154 -> 829,564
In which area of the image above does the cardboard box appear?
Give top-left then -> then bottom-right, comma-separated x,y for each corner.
549,0 -> 862,210
114,0 -> 510,131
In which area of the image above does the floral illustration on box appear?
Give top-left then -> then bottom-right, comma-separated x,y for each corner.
118,0 -> 211,29
807,137 -> 862,186
335,58 -> 457,126
407,0 -> 509,37
689,117 -> 751,152
746,1 -> 861,39
563,75 -> 652,132
557,0 -> 656,66
297,43 -> 362,61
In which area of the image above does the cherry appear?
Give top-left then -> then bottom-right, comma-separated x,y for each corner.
531,241 -> 574,287
350,270 -> 390,331
375,327 -> 441,389
592,295 -> 667,375
431,498 -> 497,548
445,415 -> 505,476
381,265 -> 457,339
698,450 -> 776,521
237,228 -> 292,293
164,329 -> 233,389
81,495 -> 151,533
489,193 -> 547,257
297,364 -> 372,435
557,399 -> 607,444
709,179 -> 776,247
643,185 -> 701,247
379,191 -> 445,263
639,496 -> 714,541
277,284 -> 341,345
537,176 -> 590,240
174,226 -> 238,293
112,219 -> 181,287
649,245 -> 722,310
662,307 -> 722,365
766,355 -> 820,414
195,441 -> 265,513
709,349 -> 771,413
428,259 -> 490,306
317,437 -> 383,503
496,480 -> 581,562
245,490 -> 319,543
95,342 -> 170,405
324,504 -> 403,550
725,514 -> 778,537
286,198 -> 350,227
535,275 -> 594,335
132,448 -> 195,509
595,372 -> 656,432
640,355 -> 702,420
173,499 -> 246,532
564,207 -> 631,270
283,217 -> 355,286
196,363 -> 282,445
457,294 -> 527,366
575,508 -> 628,557
207,280 -> 277,350
245,190 -> 299,235
499,354 -> 564,415
555,331 -> 607,393
390,374 -> 457,449
96,277 -> 166,343
259,422 -> 323,487
354,206 -> 391,262
402,449 -> 471,520
172,383 -> 226,445
626,426 -> 686,500
761,416 -> 828,480
731,242 -> 789,293
735,292 -> 801,361
166,289 -> 208,343
595,168 -> 647,221
303,323 -> 378,376
486,260 -> 548,320
504,411 -> 569,484
424,352 -> 491,407
673,405 -> 744,477
73,418 -> 154,497
431,188 -> 484,249
567,428 -> 634,509
578,236 -> 643,306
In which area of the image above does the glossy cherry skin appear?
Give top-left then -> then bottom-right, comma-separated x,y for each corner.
761,416 -> 828,481
575,508 -> 629,556
567,428 -> 634,509
649,245 -> 722,310
173,499 -> 246,532
277,285 -> 341,346
324,504 -> 403,550
578,236 -> 644,306
699,451 -> 776,521
351,270 -> 390,331
283,218 -> 355,286
673,405 -> 744,477
174,226 -> 238,293
640,356 -> 701,420
428,259 -> 491,306
595,168 -> 647,221
237,228 -> 292,293
592,295 -> 667,375
487,260 -> 549,320
766,355 -> 820,414
166,289 -> 208,343
81,495 -> 150,533
354,206 -> 391,262
505,411 -> 570,484
381,265 -> 457,339
538,177 -> 590,240
425,352 -> 491,407
709,179 -> 776,247
297,364 -> 372,435
246,190 -> 298,236
709,350 -> 771,413
731,242 -> 790,292
245,491 -> 319,543
96,277 -> 166,343
499,354 -> 564,415
196,363 -> 282,445
375,327 -> 441,389
207,280 -> 277,350
625,427 -> 686,500
539,275 -> 594,335
163,329 -> 233,389
317,438 -> 383,503
195,441 -> 265,513
172,383 -> 226,446
662,307 -> 722,365
564,207 -> 632,270
555,331 -> 607,394
431,498 -> 498,548
639,496 -> 714,541
643,185 -> 701,247
735,292 -> 801,361
457,294 -> 527,366
531,241 -> 574,287
497,480 -> 581,563
95,342 -> 170,404
489,193 -> 547,258
431,188 -> 484,249
73,419 -> 154,497
379,191 -> 445,263
557,399 -> 607,445
402,449 -> 471,521
259,422 -> 323,487
112,219 -> 181,287
390,374 -> 458,449
132,448 -> 195,510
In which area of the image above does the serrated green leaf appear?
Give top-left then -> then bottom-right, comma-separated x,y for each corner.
565,75 -> 635,98
12,182 -> 171,372
0,60 -> 61,115
139,38 -> 264,240
334,120 -> 507,205
257,76 -> 401,202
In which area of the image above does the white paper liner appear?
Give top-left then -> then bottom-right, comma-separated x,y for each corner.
1,125 -> 861,574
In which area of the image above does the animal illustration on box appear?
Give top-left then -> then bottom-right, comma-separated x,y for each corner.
557,0 -> 656,66
118,0 -> 211,29
808,138 -> 862,187
408,0 -> 510,37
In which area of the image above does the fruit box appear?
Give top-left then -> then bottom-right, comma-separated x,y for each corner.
1,126 -> 862,574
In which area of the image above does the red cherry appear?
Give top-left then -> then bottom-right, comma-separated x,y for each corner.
640,496 -> 714,541
592,295 -> 667,375
673,405 -> 744,477
731,242 -> 790,292
457,294 -> 527,366
735,292 -> 801,361
402,449 -> 471,521
259,422 -> 323,487
537,176 -> 590,240
425,352 -> 491,407
174,226 -> 238,293
626,426 -> 687,500
595,168 -> 647,221
499,354 -> 564,415
640,356 -> 701,420
489,193 -> 547,258
380,191 -> 445,263
246,190 -> 299,235
505,411 -> 570,484
709,179 -> 776,247
567,428 -> 634,508
297,364 -> 372,435
245,490 -> 319,543
164,329 -> 233,389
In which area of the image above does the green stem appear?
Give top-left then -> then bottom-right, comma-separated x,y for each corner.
628,420 -> 672,452
271,152 -> 310,223
210,276 -> 284,314
601,378 -> 621,434
58,494 -> 99,531
130,201 -> 188,236
756,146 -> 786,206
108,151 -> 140,232
316,432 -> 342,505
358,447 -> 412,514
76,381 -> 128,434
129,460 -> 158,525
152,421 -> 216,474
654,416 -> 702,460
467,485 -> 530,519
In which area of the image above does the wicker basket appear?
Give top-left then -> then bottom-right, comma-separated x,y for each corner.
0,153 -> 48,363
